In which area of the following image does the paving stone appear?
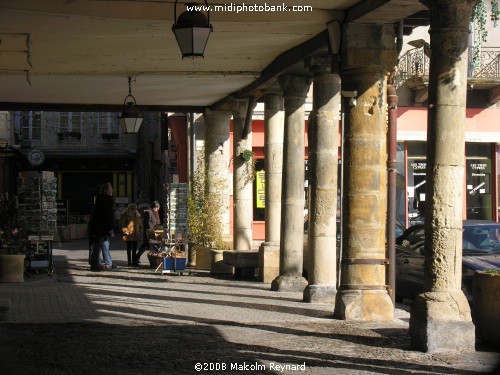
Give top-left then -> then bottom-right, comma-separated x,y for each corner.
0,238 -> 498,374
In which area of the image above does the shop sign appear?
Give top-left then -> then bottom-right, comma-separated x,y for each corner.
256,170 -> 265,208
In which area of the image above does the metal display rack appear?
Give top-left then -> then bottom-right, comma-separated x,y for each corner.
25,235 -> 54,276
17,171 -> 57,276
158,182 -> 189,275
164,183 -> 188,242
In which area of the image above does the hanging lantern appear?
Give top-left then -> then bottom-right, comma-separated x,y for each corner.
172,1 -> 213,58
118,76 -> 143,133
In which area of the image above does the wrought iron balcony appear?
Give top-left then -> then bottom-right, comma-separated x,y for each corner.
468,47 -> 500,79
396,46 -> 500,88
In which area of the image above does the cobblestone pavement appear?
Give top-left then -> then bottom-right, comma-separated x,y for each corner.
0,239 -> 499,375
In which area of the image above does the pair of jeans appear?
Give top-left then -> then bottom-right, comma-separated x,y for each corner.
100,237 -> 112,266
90,236 -> 112,268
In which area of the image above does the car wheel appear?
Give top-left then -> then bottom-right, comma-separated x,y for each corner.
395,295 -> 404,303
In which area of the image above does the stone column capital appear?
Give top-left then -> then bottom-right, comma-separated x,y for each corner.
278,75 -> 311,99
204,108 -> 232,123
425,0 -> 478,30
263,91 -> 284,111
341,23 -> 397,74
305,55 -> 334,76
229,99 -> 249,120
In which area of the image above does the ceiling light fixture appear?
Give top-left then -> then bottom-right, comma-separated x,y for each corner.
172,1 -> 213,58
118,76 -> 143,134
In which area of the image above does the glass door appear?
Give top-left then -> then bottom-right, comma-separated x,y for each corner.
466,144 -> 492,220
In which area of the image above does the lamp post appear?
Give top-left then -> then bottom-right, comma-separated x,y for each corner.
118,76 -> 143,134
172,1 -> 212,58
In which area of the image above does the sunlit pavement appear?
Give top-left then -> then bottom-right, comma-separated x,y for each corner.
0,238 -> 498,375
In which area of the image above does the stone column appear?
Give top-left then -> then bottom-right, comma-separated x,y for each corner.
203,109 -> 232,238
230,100 -> 253,251
303,56 -> 341,304
259,90 -> 284,283
409,0 -> 478,353
334,23 -> 396,321
271,75 -> 311,292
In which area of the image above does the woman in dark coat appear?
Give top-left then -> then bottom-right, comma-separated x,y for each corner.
136,200 -> 161,264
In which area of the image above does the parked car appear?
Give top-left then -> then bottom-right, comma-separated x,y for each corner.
395,220 -> 500,302
303,219 -> 406,278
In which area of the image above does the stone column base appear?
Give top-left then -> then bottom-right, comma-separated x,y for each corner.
409,291 -> 475,353
271,275 -> 308,292
258,242 -> 280,283
334,289 -> 394,321
210,250 -> 234,275
303,284 -> 336,304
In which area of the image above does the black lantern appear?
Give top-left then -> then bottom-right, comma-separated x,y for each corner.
118,76 -> 143,134
172,1 -> 213,58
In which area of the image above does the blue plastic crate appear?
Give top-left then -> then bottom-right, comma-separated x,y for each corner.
163,257 -> 187,271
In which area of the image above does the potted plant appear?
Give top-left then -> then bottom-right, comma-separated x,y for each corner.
0,199 -> 26,283
188,157 -> 231,273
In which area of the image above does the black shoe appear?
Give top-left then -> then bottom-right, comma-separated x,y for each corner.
90,266 -> 103,271
131,263 -> 140,268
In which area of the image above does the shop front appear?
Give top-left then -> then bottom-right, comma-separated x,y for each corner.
397,107 -> 500,226
180,107 -> 500,241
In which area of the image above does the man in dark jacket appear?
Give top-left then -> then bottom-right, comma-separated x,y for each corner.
88,182 -> 115,271
136,200 -> 161,264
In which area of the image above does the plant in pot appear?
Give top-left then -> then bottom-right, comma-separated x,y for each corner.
188,157 -> 231,271
0,199 -> 27,283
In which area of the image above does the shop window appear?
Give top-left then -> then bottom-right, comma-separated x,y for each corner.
253,159 -> 265,221
466,143 -> 492,220
396,142 -> 406,227
407,142 -> 427,226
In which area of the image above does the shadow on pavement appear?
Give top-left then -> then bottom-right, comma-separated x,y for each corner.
0,322 -> 495,375
1,247 -> 498,375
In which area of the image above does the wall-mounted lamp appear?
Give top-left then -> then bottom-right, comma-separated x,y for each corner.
172,1 -> 213,58
118,76 -> 143,134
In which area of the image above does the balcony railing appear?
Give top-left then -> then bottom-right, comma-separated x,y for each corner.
396,46 -> 500,88
468,47 -> 500,78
